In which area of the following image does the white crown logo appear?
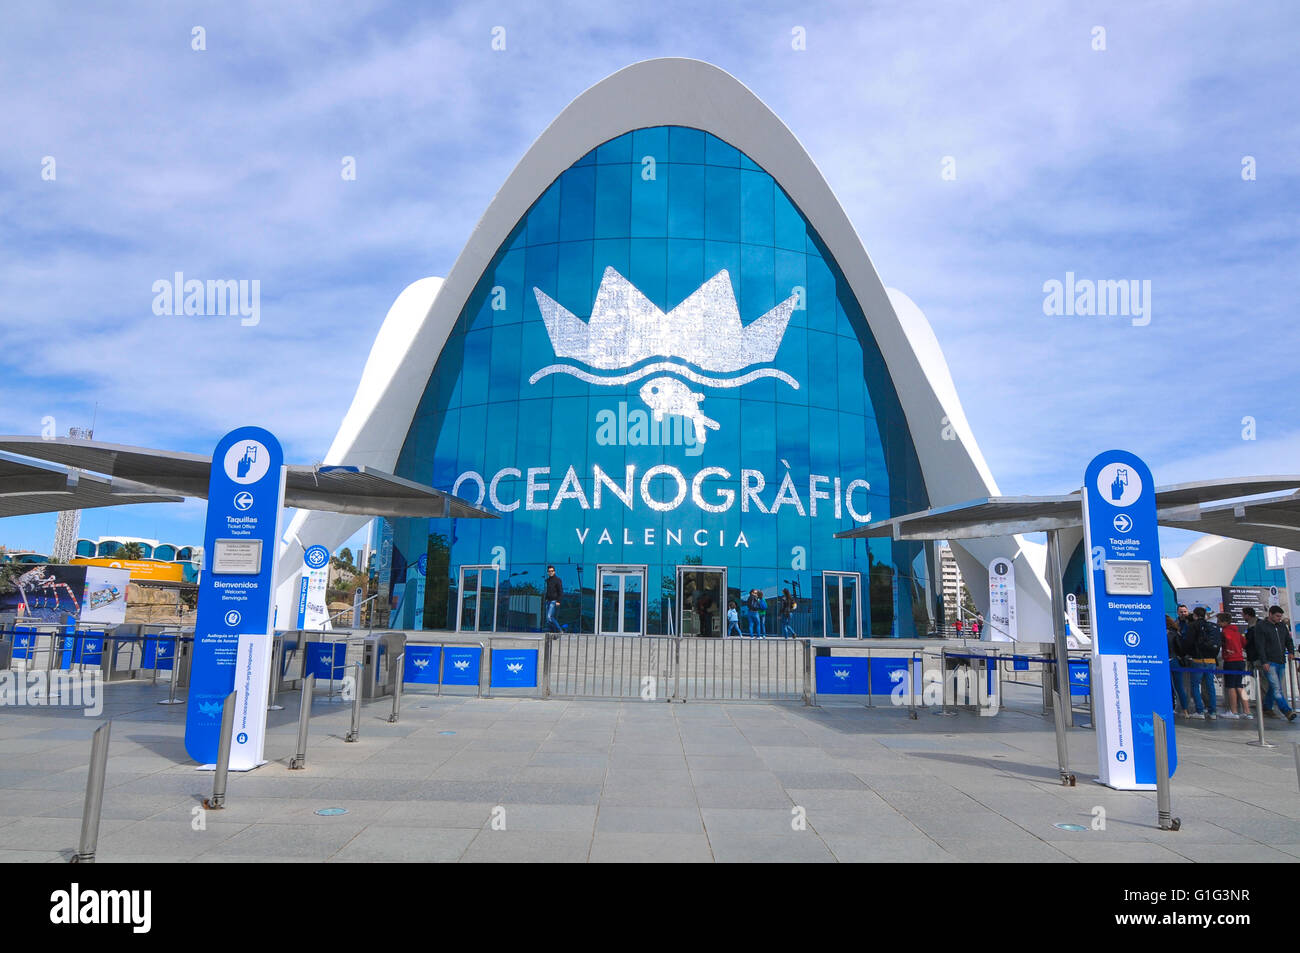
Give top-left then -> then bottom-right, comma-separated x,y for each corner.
453,659 -> 470,671
413,657 -> 429,670
833,669 -> 850,680
506,662 -> 523,674
530,267 -> 799,441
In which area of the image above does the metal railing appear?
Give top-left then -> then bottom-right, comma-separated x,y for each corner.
544,633 -> 811,703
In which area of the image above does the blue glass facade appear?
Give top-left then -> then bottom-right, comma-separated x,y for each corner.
387,127 -> 934,636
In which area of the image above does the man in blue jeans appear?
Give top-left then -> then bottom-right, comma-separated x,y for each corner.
1244,605 -> 1297,721
544,565 -> 563,633
1184,608 -> 1220,719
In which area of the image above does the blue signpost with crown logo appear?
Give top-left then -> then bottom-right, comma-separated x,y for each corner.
1082,449 -> 1176,789
184,426 -> 286,768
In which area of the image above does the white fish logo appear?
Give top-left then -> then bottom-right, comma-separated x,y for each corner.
531,268 -> 798,441
639,378 -> 720,444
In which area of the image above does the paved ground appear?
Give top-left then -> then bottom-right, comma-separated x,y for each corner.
1,681 -> 1297,862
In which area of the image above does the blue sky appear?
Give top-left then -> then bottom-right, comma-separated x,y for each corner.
2,0 -> 1297,557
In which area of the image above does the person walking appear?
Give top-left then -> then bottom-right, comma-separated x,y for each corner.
1185,606 -> 1220,720
726,601 -> 742,639
1217,612 -> 1250,719
1167,615 -> 1191,717
955,618 -> 964,638
1175,604 -> 1195,712
1244,605 -> 1297,721
746,589 -> 765,638
544,565 -> 563,633
779,588 -> 797,639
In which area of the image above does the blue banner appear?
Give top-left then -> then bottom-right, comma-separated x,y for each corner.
491,648 -> 538,688
1068,659 -> 1091,696
404,645 -> 443,684
815,656 -> 870,694
12,628 -> 36,660
304,642 -> 347,680
1082,449 -> 1175,789
184,426 -> 285,765
74,632 -> 104,666
441,646 -> 482,686
142,636 -> 175,670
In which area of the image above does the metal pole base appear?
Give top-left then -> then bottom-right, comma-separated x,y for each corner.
268,704 -> 284,712
1247,740 -> 1277,748
202,797 -> 225,810
156,698 -> 185,705
344,730 -> 359,743
70,853 -> 94,864
1158,813 -> 1182,831
1059,770 -> 1077,786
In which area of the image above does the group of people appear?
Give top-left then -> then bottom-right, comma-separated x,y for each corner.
953,615 -> 984,637
723,588 -> 798,638
1166,603 -> 1297,722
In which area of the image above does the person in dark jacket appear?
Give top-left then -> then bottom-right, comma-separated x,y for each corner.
544,565 -> 563,633
1244,605 -> 1296,721
1166,615 -> 1191,716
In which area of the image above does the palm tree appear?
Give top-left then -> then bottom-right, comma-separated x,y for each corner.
117,542 -> 145,560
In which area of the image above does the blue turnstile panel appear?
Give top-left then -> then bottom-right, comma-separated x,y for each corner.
815,656 -> 870,694
404,645 -> 443,684
74,632 -> 105,665
142,636 -> 176,670
1069,659 -> 1091,696
491,648 -> 538,688
11,628 -> 37,660
441,646 -> 482,686
304,642 -> 347,680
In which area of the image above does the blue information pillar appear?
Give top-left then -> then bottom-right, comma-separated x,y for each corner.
1082,449 -> 1176,789
184,427 -> 286,765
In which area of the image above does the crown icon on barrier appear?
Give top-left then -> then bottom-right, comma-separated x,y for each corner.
529,268 -> 800,442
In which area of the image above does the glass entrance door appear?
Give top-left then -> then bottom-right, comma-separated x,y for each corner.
676,566 -> 727,637
596,565 -> 647,636
822,571 -> 863,639
456,565 -> 500,633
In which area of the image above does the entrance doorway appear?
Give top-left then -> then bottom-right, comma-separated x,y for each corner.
676,566 -> 727,637
595,565 -> 647,636
456,565 -> 500,634
822,571 -> 863,639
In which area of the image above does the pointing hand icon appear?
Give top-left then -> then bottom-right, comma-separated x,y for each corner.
1110,467 -> 1128,501
237,444 -> 256,478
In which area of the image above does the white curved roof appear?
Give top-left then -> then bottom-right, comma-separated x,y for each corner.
274,58 -> 1051,631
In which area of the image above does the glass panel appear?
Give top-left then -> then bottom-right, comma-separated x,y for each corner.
478,571 -> 497,633
622,574 -> 642,635
601,573 -> 620,635
460,568 -> 478,632
841,575 -> 859,639
826,575 -> 843,638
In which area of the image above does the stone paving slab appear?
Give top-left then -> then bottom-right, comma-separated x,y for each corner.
0,680 -> 1297,862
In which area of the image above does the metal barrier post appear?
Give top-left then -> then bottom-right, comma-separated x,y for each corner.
1052,691 -> 1076,785
804,639 -> 815,707
865,650 -> 873,709
157,635 -> 184,705
1153,712 -> 1180,830
203,692 -> 236,810
389,653 -> 405,723
346,661 -> 362,742
71,721 -> 111,863
542,634 -> 552,699
1294,742 -> 1300,792
907,654 -> 918,719
290,674 -> 315,769
268,637 -> 284,712
1248,665 -> 1275,749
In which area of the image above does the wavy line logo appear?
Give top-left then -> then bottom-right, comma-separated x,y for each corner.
531,267 -> 798,442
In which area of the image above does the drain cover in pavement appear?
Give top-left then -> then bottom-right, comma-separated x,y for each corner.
1053,823 -> 1087,832
315,808 -> 348,816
